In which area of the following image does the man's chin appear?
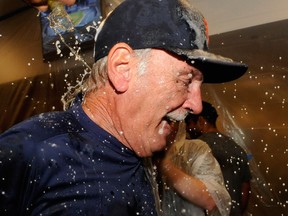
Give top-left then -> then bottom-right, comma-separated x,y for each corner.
151,136 -> 168,155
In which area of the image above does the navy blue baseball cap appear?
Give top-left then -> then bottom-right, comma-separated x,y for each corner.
94,0 -> 248,83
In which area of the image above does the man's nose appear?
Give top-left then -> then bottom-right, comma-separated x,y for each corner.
182,85 -> 202,114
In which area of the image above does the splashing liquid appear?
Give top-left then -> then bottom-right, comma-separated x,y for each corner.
47,0 -> 74,33
46,0 -> 95,109
46,0 -> 92,70
158,121 -> 166,135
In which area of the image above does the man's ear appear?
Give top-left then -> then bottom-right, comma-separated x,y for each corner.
107,43 -> 133,93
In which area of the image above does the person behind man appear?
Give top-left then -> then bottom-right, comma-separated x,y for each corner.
0,0 -> 248,215
186,101 -> 252,216
158,121 -> 231,216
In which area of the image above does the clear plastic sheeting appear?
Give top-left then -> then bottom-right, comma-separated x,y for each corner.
199,19 -> 288,215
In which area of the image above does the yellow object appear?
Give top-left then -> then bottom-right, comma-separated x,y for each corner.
48,0 -> 64,9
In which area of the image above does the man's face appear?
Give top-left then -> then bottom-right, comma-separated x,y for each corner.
122,49 -> 203,157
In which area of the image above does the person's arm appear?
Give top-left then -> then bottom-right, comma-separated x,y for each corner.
241,181 -> 251,214
23,0 -> 76,11
159,157 -> 216,211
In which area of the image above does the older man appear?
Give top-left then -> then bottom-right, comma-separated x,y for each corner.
0,0 -> 247,215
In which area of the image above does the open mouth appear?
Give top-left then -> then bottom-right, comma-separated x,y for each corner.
159,111 -> 188,135
163,115 -> 177,124
164,111 -> 188,123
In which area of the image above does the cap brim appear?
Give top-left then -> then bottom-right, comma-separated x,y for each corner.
172,49 -> 248,83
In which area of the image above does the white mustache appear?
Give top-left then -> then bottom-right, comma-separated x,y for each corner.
166,109 -> 188,121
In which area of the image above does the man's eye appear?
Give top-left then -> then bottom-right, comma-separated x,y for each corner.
184,80 -> 192,86
184,74 -> 193,86
176,79 -> 191,86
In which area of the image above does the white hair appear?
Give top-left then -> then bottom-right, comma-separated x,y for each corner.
83,48 -> 152,94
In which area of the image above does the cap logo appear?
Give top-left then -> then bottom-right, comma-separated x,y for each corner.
179,0 -> 209,50
203,18 -> 209,46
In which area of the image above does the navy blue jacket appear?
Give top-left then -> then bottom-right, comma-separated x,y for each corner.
0,98 -> 156,215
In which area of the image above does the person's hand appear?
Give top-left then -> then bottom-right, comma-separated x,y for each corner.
23,0 -> 76,11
